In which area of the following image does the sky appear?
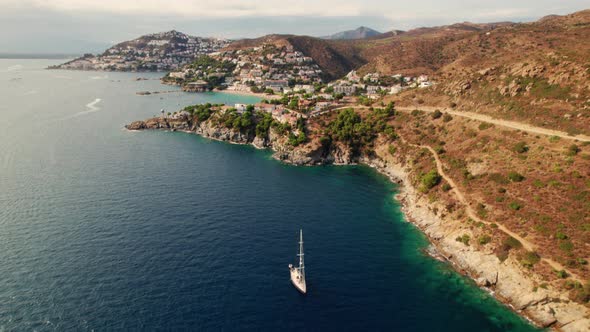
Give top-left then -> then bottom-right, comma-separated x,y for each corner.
1,0 -> 589,54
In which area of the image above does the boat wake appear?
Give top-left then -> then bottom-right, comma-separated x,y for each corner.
22,90 -> 38,96
4,64 -> 23,72
89,75 -> 108,80
85,98 -> 102,111
61,98 -> 102,120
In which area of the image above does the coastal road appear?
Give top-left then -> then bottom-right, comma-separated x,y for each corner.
333,105 -> 590,142
397,106 -> 590,143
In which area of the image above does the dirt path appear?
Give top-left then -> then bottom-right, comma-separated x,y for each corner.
403,140 -> 581,280
333,104 -> 584,279
397,106 -> 590,143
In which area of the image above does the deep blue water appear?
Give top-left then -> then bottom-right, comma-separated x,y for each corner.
0,60 -> 538,331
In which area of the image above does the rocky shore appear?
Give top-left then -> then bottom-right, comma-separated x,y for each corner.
126,115 -> 589,331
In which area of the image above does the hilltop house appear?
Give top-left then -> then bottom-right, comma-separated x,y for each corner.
390,85 -> 403,94
366,85 -> 381,94
334,85 -> 356,96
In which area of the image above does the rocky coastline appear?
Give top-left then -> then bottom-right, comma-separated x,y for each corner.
126,115 -> 590,331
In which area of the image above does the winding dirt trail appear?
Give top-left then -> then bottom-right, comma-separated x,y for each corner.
333,104 -> 585,280
403,140 -> 581,281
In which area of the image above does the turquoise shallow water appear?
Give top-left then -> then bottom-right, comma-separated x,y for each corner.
0,59 -> 538,331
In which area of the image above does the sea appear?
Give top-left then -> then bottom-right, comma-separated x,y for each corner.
0,59 -> 539,331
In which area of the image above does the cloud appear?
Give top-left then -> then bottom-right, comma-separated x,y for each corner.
1,0 -> 589,53
4,0 -> 589,21
4,0 -> 365,17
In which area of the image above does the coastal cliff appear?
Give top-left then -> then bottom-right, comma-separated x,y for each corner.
126,113 -> 590,331
126,114 -> 355,166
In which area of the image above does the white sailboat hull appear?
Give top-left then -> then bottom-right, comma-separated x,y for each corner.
289,265 -> 307,294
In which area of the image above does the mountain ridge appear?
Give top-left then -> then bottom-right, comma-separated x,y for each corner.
322,26 -> 383,40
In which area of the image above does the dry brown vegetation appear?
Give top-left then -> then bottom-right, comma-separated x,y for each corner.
304,103 -> 590,303
392,10 -> 590,134
226,10 -> 590,303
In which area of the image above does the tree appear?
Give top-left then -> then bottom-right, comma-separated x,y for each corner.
420,169 -> 442,192
566,144 -> 580,156
288,97 -> 299,110
431,109 -> 443,119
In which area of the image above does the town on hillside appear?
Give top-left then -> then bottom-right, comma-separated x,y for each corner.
162,43 -> 434,125
50,31 -> 229,71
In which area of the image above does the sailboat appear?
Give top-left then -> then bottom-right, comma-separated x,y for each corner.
288,229 -> 307,294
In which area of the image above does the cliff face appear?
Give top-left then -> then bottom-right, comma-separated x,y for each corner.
126,116 -> 356,165
126,115 -> 590,331
362,152 -> 590,331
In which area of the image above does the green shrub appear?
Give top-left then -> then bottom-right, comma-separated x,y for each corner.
566,144 -> 580,156
434,146 -> 446,154
508,201 -> 522,211
478,122 -> 493,130
420,170 -> 442,192
559,240 -> 574,253
388,145 -> 396,155
442,183 -> 452,192
556,231 -> 568,240
520,251 -> 541,268
442,114 -> 453,122
507,171 -> 525,182
489,173 -> 509,184
513,141 -> 529,153
571,281 -> 590,303
431,110 -> 443,119
556,270 -> 568,279
504,236 -> 522,249
496,236 -> 521,261
478,234 -> 492,245
456,234 -> 470,246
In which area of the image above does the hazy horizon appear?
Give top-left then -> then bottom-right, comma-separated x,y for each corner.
1,0 -> 588,54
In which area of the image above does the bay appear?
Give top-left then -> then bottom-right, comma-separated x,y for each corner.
0,59 -> 537,331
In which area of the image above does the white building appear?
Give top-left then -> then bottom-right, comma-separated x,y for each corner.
390,85 -> 403,94
235,104 -> 248,113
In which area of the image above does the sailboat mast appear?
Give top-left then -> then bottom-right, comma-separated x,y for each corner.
298,229 -> 304,275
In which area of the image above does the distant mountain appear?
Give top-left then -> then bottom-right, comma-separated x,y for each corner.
323,26 -> 383,40
51,30 -> 229,71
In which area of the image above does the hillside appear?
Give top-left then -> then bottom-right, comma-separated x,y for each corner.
388,10 -> 590,134
51,30 -> 229,71
202,11 -> 590,135
223,22 -> 515,81
224,35 -> 366,81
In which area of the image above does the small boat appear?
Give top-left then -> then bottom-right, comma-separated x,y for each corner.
289,229 -> 306,294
